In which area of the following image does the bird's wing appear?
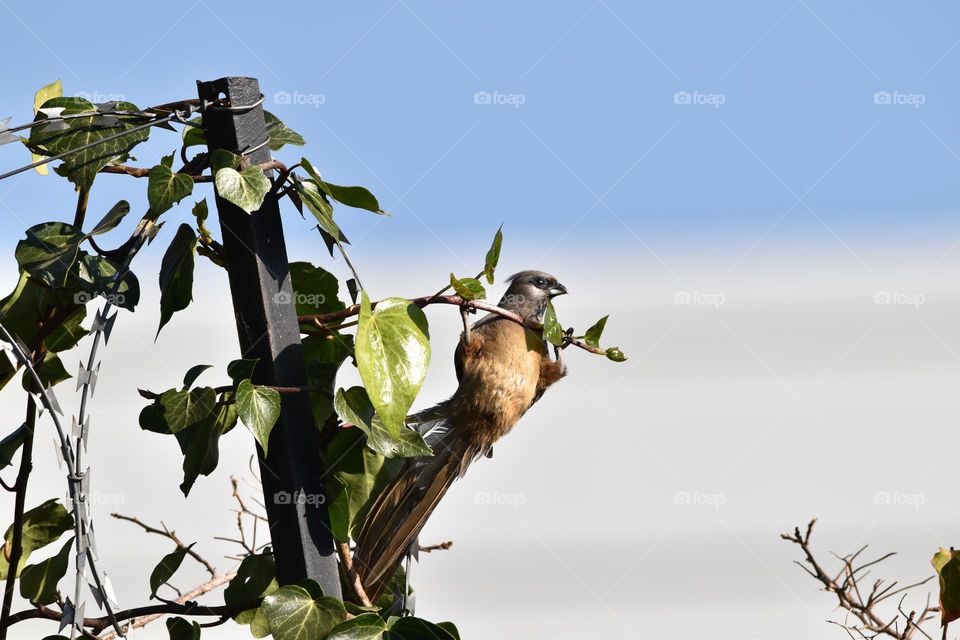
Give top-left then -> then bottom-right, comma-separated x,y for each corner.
454,311 -> 500,382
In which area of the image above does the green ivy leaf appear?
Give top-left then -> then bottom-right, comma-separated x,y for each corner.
225,552 -> 278,636
0,426 -> 27,470
325,427 -> 404,540
15,221 -> 86,287
542,301 -> 563,346
22,352 -> 70,393
224,551 -> 276,609
302,333 -> 353,370
215,166 -> 271,214
29,80 -> 61,176
192,199 -> 212,244
288,262 -> 345,317
0,499 -> 73,579
210,149 -> 241,172
156,387 -> 217,434
0,272 -> 86,353
148,164 -> 194,216
250,609 -> 273,638
449,274 -> 485,301
44,305 -> 87,352
436,622 -> 461,639
302,333 -> 353,428
236,380 -> 281,455
584,315 -> 608,348
386,617 -> 457,640
19,536 -> 73,605
88,200 -> 130,236
294,178 -> 346,243
0,352 -> 13,393
334,387 -> 431,459
177,397 -> 235,496
265,111 -> 306,150
326,476 -> 351,543
157,224 -> 198,336
355,293 -> 430,437
150,543 -> 194,597
181,117 -> 204,148
934,548 -> 960,624
301,158 -> 383,214
16,217 -> 139,311
327,613 -> 387,640
27,96 -> 150,191
75,252 -> 140,311
182,364 -> 212,389
227,358 -> 259,386
605,347 -> 627,362
483,225 -> 503,284
261,583 -> 346,640
166,616 -> 201,640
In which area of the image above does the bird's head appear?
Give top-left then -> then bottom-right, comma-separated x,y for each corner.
498,270 -> 567,324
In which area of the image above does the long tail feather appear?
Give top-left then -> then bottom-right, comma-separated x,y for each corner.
354,412 -> 475,601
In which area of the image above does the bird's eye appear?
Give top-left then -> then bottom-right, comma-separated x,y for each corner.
535,277 -> 547,288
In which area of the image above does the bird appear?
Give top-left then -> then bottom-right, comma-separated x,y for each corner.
353,270 -> 569,601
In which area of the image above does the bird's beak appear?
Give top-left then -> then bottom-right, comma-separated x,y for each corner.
549,282 -> 568,298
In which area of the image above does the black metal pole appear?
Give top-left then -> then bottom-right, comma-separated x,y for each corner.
197,77 -> 342,596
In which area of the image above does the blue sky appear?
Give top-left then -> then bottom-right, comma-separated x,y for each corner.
1,0 -> 959,268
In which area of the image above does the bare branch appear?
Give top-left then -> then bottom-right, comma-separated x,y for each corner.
299,294 -> 604,356
338,542 -> 372,607
111,513 -> 217,579
9,572 -> 243,638
782,519 -> 939,640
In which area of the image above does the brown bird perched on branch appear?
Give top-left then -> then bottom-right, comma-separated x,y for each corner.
354,270 -> 569,601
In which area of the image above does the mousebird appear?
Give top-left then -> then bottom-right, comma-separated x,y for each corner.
353,270 -> 569,601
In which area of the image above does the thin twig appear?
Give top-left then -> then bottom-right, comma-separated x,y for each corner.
10,572 -> 244,637
137,383 -> 333,401
782,519 -> 939,640
73,187 -> 90,229
98,159 -> 285,182
299,293 -> 604,355
337,542 -> 372,607
333,237 -> 365,292
110,514 -> 216,579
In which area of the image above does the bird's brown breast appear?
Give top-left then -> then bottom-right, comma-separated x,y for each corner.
451,318 -> 548,450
